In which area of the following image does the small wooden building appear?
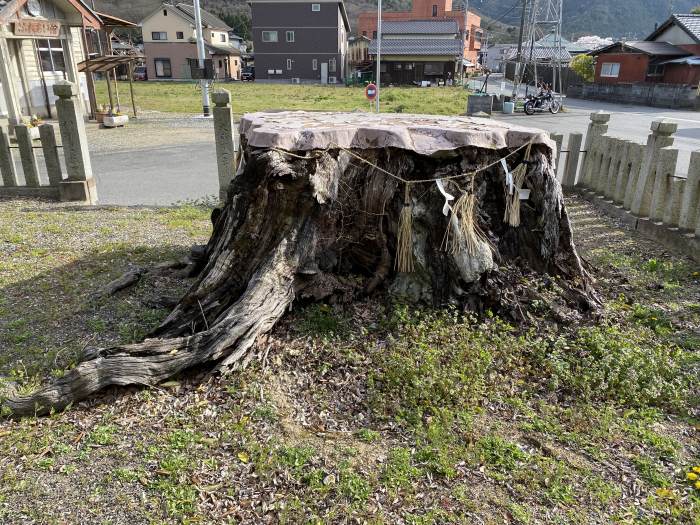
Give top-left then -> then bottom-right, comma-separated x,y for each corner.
0,0 -> 102,127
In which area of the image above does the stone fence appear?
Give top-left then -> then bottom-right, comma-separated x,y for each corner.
558,111 -> 699,261
567,82 -> 699,110
0,81 -> 97,204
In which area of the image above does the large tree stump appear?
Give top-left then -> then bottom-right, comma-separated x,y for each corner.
3,112 -> 596,416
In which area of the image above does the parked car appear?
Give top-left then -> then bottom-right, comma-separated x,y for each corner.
241,66 -> 255,81
133,65 -> 148,81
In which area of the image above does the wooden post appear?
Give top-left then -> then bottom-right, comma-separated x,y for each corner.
128,60 -> 138,118
81,19 -> 98,120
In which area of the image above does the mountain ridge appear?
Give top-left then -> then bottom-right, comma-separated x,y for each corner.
93,0 -> 700,41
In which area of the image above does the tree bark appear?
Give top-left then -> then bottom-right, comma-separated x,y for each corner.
2,141 -> 596,417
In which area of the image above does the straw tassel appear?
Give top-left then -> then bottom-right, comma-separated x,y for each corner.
444,177 -> 492,256
504,141 -> 533,227
395,183 -> 414,273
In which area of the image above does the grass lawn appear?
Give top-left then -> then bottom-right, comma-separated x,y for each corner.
0,196 -> 698,524
95,81 -> 470,115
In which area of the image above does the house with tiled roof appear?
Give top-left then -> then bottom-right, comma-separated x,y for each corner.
369,19 -> 462,84
139,3 -> 242,81
589,14 -> 700,85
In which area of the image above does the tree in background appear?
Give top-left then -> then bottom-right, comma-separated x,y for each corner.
218,11 -> 251,41
570,54 -> 595,82
693,6 -> 700,14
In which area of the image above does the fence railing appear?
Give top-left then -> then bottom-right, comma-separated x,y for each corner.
557,111 -> 699,261
0,81 -> 97,204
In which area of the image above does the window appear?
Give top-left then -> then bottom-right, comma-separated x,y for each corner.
362,31 -> 367,36
312,58 -> 318,70
600,62 -> 620,78
219,60 -> 223,68
262,31 -> 278,42
154,58 -> 172,78
220,33 -> 226,42
432,4 -> 438,16
234,59 -> 238,65
312,3 -> 320,11
647,64 -> 665,76
372,30 -> 377,38
329,57 -> 336,72
176,31 -> 184,39
163,9 -> 167,16
151,31 -> 167,40
287,58 -> 293,70
286,31 -> 295,42
37,39 -> 65,72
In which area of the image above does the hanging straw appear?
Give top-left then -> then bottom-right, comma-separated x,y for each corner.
395,183 -> 414,273
504,141 -> 533,227
443,176 -> 492,256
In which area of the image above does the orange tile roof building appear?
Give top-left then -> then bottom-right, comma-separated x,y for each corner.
357,0 -> 482,67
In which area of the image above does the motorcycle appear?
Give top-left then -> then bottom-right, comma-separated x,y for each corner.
523,86 -> 561,115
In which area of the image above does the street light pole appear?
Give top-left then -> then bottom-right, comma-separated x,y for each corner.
193,0 -> 210,116
460,0 -> 469,85
375,0 -> 382,112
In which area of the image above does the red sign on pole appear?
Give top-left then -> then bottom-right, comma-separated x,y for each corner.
365,83 -> 377,101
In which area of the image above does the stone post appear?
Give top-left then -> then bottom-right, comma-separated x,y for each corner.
663,178 -> 684,227
631,120 -> 677,217
678,150 -> 700,231
14,124 -> 41,187
613,141 -> 632,203
212,90 -> 236,202
561,132 -> 582,189
603,137 -> 621,198
549,132 -> 563,177
579,111 -> 610,187
649,147 -> 678,222
594,136 -> 613,194
0,125 -> 18,187
623,143 -> 644,210
53,81 -> 97,204
39,124 -> 63,186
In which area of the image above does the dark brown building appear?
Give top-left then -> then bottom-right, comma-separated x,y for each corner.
249,0 -> 350,83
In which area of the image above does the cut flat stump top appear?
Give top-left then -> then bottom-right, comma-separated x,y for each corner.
240,111 -> 554,156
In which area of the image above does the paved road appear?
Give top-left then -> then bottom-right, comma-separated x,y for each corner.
476,74 -> 699,176
87,113 -> 219,206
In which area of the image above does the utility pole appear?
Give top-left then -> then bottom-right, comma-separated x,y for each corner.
193,0 -> 210,116
512,0 -> 528,98
460,0 -> 469,85
375,0 -> 382,112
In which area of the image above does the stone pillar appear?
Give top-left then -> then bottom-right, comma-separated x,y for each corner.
649,147 -> 678,222
663,178 -> 684,227
561,132 -> 582,189
623,143 -> 644,210
678,150 -> 700,231
613,141 -> 632,204
631,120 -> 677,217
579,111 -> 610,187
603,137 -> 621,198
550,132 -> 563,177
53,81 -> 97,204
14,124 -> 41,187
594,136 -> 613,194
0,125 -> 18,187
39,124 -> 63,186
212,90 -> 236,202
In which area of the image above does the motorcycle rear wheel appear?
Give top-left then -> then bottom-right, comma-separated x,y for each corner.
524,102 -> 535,115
